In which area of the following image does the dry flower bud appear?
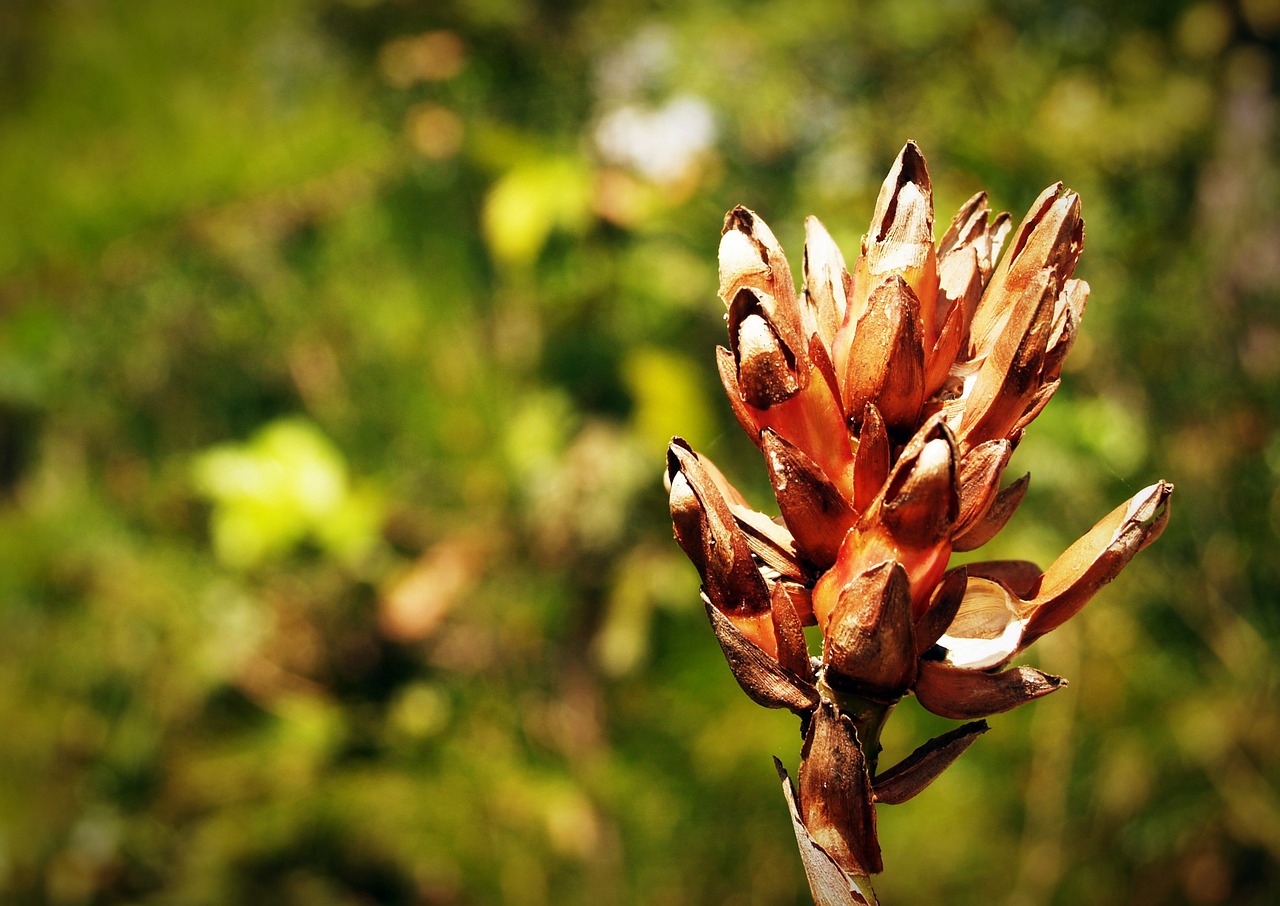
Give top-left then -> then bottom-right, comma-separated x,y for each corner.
822,561 -> 917,700
839,276 -> 926,434
670,144 -> 1174,903
720,206 -> 800,323
764,428 -> 857,569
852,142 -> 938,342
970,184 -> 1082,356
1042,278 -> 1089,383
719,328 -> 854,499
772,581 -> 816,681
958,268 -> 1058,449
667,440 -> 773,650
925,291 -> 968,397
720,207 -> 809,385
878,435 -> 958,549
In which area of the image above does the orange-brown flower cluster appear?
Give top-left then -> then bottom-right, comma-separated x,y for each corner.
666,142 -> 1171,903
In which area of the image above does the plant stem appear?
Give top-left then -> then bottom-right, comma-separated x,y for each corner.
816,671 -> 898,776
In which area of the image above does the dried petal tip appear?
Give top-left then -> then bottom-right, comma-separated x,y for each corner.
803,215 -> 851,347
719,206 -> 794,305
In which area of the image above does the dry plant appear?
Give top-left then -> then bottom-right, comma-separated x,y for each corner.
665,142 -> 1173,905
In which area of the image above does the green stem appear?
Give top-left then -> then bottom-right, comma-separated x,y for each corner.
816,672 -> 898,776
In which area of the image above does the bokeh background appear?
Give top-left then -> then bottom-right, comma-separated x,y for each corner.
1,0 -> 1278,903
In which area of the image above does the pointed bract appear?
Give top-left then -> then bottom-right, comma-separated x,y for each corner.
1024,481 -> 1173,640
667,441 -> 772,646
914,566 -> 968,657
853,404 -> 890,513
853,142 -> 938,343
971,185 -> 1082,357
952,472 -> 1029,552
959,268 -> 1057,449
800,704 -> 883,876
804,215 -> 851,349
772,581 -> 816,682
841,276 -> 926,434
915,661 -> 1066,719
777,759 -> 876,906
872,721 -> 988,805
706,597 -> 819,715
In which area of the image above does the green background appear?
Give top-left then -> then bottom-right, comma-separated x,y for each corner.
1,0 -> 1277,903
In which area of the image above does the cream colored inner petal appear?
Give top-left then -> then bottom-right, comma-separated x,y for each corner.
938,576 -> 1026,670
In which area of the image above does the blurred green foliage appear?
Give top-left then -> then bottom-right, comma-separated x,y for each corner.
1,0 -> 1278,903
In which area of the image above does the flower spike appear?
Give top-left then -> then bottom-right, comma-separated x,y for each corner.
668,143 -> 1172,904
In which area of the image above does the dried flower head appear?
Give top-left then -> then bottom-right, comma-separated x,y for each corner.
667,142 -> 1172,905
